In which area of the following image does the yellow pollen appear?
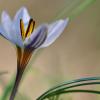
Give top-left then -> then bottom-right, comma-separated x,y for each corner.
20,19 -> 35,40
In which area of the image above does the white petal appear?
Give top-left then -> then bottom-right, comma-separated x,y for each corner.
1,11 -> 23,47
24,24 -> 48,48
1,11 -> 12,39
1,11 -> 18,44
14,7 -> 30,26
0,23 -> 23,47
13,7 -> 30,47
11,23 -> 23,47
0,25 -> 11,41
41,18 -> 69,47
13,7 -> 30,41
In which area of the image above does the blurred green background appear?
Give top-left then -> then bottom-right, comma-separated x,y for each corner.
0,0 -> 100,100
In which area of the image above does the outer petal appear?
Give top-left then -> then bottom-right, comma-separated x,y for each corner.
13,7 -> 30,47
0,25 -> 12,41
1,11 -> 13,41
24,24 -> 48,48
1,11 -> 23,47
14,7 -> 30,27
41,18 -> 69,47
13,7 -> 30,45
11,23 -> 23,47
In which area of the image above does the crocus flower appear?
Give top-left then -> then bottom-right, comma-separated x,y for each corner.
0,7 -> 69,100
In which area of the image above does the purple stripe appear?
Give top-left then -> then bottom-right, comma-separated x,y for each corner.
34,32 -> 47,48
26,29 -> 42,48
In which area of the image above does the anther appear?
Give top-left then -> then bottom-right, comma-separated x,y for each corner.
20,19 -> 35,40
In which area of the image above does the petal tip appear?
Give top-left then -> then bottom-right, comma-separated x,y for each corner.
1,11 -> 9,19
19,6 -> 28,13
14,7 -> 30,24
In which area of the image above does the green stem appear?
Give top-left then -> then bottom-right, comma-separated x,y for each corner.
69,0 -> 96,20
46,89 -> 100,98
37,77 -> 100,100
54,0 -> 96,21
1,79 -> 14,100
45,82 -> 100,99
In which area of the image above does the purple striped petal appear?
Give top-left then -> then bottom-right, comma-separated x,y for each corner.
40,18 -> 69,48
24,24 -> 47,48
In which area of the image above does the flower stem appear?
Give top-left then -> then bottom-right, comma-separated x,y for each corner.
9,67 -> 24,100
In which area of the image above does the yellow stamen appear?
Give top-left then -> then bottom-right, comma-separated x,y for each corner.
25,19 -> 35,37
20,19 -> 35,40
20,19 -> 26,40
